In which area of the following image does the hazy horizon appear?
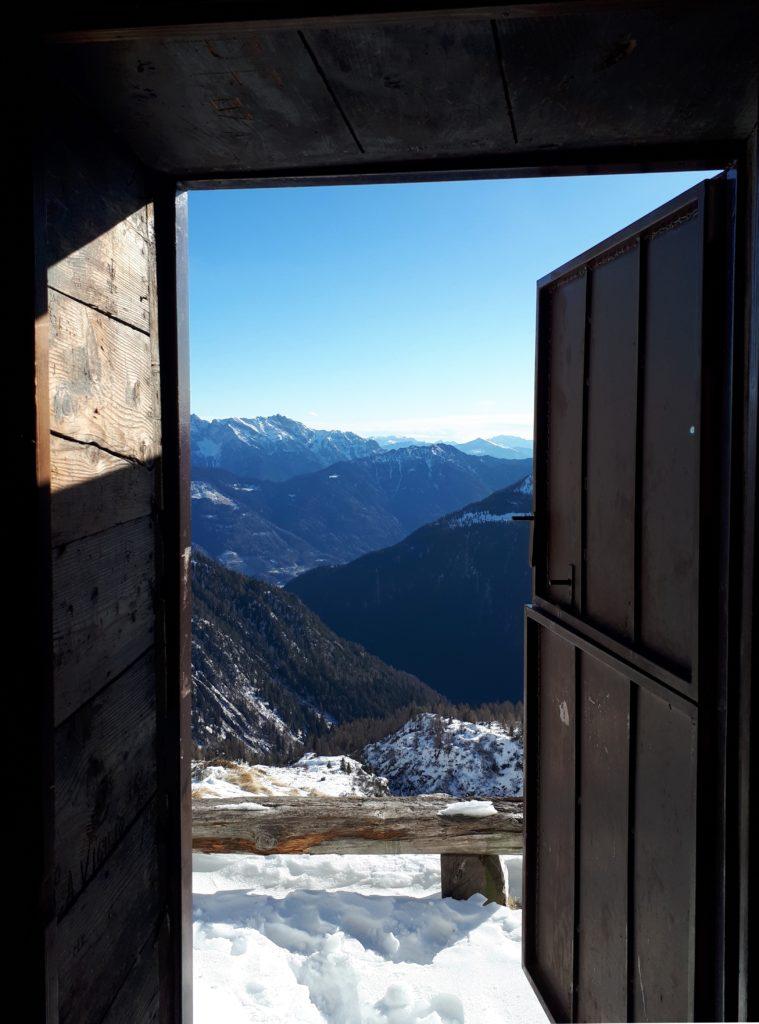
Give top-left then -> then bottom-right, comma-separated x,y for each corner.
191,408 -> 535,444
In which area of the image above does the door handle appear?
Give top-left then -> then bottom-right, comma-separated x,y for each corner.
547,563 -> 575,602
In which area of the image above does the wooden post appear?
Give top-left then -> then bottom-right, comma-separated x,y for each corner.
440,853 -> 507,906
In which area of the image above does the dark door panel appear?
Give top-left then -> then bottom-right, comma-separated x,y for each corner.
575,651 -> 630,1024
526,625 -> 576,1021
525,175 -> 734,1022
525,607 -> 701,1023
542,273 -> 586,614
631,687 -> 698,1023
585,244 -> 639,640
639,211 -> 704,676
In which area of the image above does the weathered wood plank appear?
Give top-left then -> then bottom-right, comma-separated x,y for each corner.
55,649 -> 158,915
49,11 -> 759,176
44,108 -> 151,261
307,20 -> 515,158
50,434 -> 156,546
44,97 -> 167,1024
48,202 -> 151,333
52,515 -> 156,725
48,289 -> 160,462
497,12 -> 758,151
192,796 -> 523,855
441,853 -> 507,906
57,799 -> 162,1024
51,32 -> 361,176
100,937 -> 160,1024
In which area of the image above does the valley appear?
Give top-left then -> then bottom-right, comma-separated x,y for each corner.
191,437 -> 531,585
190,413 -> 533,799
288,478 -> 532,704
192,550 -> 440,762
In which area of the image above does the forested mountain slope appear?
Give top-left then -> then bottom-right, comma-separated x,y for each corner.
192,444 -> 532,583
191,550 -> 441,760
288,478 -> 533,704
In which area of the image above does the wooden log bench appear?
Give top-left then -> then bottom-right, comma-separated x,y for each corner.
193,795 -> 523,906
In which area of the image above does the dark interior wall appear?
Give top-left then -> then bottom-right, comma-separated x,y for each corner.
42,96 -> 173,1024
739,124 -> 758,1024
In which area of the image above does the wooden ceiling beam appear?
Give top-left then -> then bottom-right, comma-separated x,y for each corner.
176,139 -> 738,191
47,1 -> 751,45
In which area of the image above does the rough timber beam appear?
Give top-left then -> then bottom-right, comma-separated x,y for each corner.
192,795 -> 523,855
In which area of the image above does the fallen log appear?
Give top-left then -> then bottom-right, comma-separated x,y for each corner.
192,795 -> 523,856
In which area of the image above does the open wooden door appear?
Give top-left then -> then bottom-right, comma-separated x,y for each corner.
523,176 -> 738,1022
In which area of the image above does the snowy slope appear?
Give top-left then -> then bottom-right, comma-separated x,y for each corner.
193,753 -> 390,799
193,852 -> 545,1024
192,551 -> 440,761
192,712 -> 523,802
363,713 -> 523,798
192,614 -> 302,759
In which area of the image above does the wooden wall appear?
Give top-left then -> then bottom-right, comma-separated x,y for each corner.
42,102 -> 175,1024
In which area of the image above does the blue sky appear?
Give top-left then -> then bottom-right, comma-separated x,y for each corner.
189,170 -> 713,441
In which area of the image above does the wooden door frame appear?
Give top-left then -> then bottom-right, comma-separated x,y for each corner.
125,135 -> 757,1022
153,183 -> 193,1024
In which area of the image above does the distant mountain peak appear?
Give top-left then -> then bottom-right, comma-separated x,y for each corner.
373,432 -> 533,460
191,413 -> 381,482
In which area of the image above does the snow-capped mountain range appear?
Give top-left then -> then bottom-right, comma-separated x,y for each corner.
191,413 -> 381,482
373,433 -> 533,460
191,412 -> 533,482
189,413 -> 531,795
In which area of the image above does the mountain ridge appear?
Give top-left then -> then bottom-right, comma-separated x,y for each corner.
191,412 -> 381,482
190,412 -> 533,481
287,477 -> 533,704
192,443 -> 532,584
373,433 -> 533,460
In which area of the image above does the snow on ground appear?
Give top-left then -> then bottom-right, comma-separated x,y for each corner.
193,753 -> 390,800
191,480 -> 238,507
194,853 -> 545,1024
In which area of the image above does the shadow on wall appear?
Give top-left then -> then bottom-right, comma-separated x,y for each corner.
50,452 -> 170,1024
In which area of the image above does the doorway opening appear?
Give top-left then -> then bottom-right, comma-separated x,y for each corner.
186,169 -> 718,1023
